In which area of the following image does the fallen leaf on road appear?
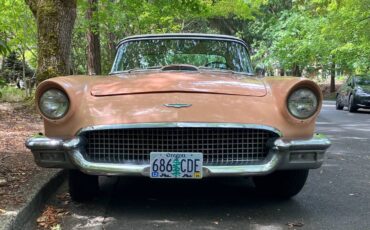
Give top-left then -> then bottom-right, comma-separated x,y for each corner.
286,222 -> 304,228
56,192 -> 71,205
0,178 -> 7,187
37,206 -> 70,229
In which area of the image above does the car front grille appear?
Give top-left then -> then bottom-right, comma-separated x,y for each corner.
82,128 -> 279,166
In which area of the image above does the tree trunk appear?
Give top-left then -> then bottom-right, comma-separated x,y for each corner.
330,61 -> 336,93
86,0 -> 101,75
208,18 -> 236,35
292,64 -> 301,77
21,49 -> 28,97
279,68 -> 285,76
107,32 -> 116,64
25,0 -> 77,82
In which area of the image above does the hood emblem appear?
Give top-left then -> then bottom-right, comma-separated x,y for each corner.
164,103 -> 192,108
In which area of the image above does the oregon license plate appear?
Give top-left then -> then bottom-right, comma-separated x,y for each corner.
150,152 -> 203,179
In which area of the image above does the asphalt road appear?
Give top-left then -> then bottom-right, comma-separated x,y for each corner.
38,101 -> 370,230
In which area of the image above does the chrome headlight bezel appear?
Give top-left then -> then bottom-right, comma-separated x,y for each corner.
287,88 -> 319,119
39,88 -> 70,120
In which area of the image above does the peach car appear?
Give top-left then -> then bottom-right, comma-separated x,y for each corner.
26,34 -> 330,201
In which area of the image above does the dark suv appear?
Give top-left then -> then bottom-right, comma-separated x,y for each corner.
336,75 -> 370,112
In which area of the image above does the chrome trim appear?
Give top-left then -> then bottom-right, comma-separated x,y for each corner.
164,103 -> 192,108
25,131 -> 331,176
69,150 -> 282,177
116,33 -> 249,50
272,133 -> 331,151
76,123 -> 283,137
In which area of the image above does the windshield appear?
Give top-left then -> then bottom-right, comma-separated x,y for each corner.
111,38 -> 253,74
355,76 -> 370,85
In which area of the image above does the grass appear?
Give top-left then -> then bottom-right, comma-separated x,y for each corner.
0,85 -> 28,102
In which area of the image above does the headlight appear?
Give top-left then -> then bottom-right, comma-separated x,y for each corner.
39,89 -> 69,119
287,88 -> 318,119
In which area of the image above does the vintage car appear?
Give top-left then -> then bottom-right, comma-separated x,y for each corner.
26,34 -> 330,201
336,75 -> 370,112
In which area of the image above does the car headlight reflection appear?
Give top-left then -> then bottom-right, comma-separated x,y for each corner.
39,89 -> 69,119
288,88 -> 318,119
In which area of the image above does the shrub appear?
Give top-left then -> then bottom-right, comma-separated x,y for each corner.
0,85 -> 27,102
0,52 -> 34,84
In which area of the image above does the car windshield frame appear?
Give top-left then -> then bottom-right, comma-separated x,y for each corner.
110,34 -> 254,75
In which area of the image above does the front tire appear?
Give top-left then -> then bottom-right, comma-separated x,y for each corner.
253,170 -> 309,199
348,95 -> 358,113
336,95 -> 344,110
68,170 -> 99,202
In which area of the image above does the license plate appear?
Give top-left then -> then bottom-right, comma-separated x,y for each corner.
150,152 -> 203,179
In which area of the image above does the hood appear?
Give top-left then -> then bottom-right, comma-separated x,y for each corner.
90,72 -> 267,97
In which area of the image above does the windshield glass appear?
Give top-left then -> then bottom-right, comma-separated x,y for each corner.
355,76 -> 370,85
111,38 -> 253,74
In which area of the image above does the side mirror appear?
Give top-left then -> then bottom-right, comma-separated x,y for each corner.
255,67 -> 265,76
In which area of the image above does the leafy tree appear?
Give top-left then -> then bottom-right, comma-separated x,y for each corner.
72,0 -> 263,74
0,52 -> 34,83
0,40 -> 10,56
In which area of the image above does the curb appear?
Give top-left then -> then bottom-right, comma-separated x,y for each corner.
0,169 -> 67,230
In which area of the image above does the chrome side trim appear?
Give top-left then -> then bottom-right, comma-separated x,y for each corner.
25,137 -> 83,150
272,133 -> 331,151
76,123 -> 283,137
116,33 -> 249,51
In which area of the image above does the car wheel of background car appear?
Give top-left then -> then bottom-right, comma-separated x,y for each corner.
253,169 -> 309,199
68,170 -> 99,202
348,95 -> 358,113
335,95 -> 344,110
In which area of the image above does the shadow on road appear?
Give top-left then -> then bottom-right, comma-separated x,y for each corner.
91,176 -> 307,229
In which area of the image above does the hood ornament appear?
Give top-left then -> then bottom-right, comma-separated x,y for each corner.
164,103 -> 192,108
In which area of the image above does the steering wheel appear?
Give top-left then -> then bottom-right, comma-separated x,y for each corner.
204,61 -> 229,69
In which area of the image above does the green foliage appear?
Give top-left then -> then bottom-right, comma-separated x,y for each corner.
0,52 -> 34,83
0,0 -> 37,62
71,0 -> 261,74
0,40 -> 10,55
0,85 -> 27,102
250,0 -> 370,76
0,78 -> 5,88
1,0 -> 369,78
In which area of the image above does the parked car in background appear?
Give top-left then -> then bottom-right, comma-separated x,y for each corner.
26,34 -> 330,202
336,75 -> 370,112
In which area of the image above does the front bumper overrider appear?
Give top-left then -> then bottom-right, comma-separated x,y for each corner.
26,130 -> 331,177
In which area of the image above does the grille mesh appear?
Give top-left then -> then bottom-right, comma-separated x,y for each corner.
83,128 -> 278,166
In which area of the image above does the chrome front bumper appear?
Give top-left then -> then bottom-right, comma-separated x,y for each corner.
26,134 -> 331,177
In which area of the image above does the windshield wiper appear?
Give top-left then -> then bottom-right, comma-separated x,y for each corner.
127,66 -> 163,73
110,66 -> 163,74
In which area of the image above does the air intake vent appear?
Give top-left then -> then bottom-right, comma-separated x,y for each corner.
161,64 -> 198,71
